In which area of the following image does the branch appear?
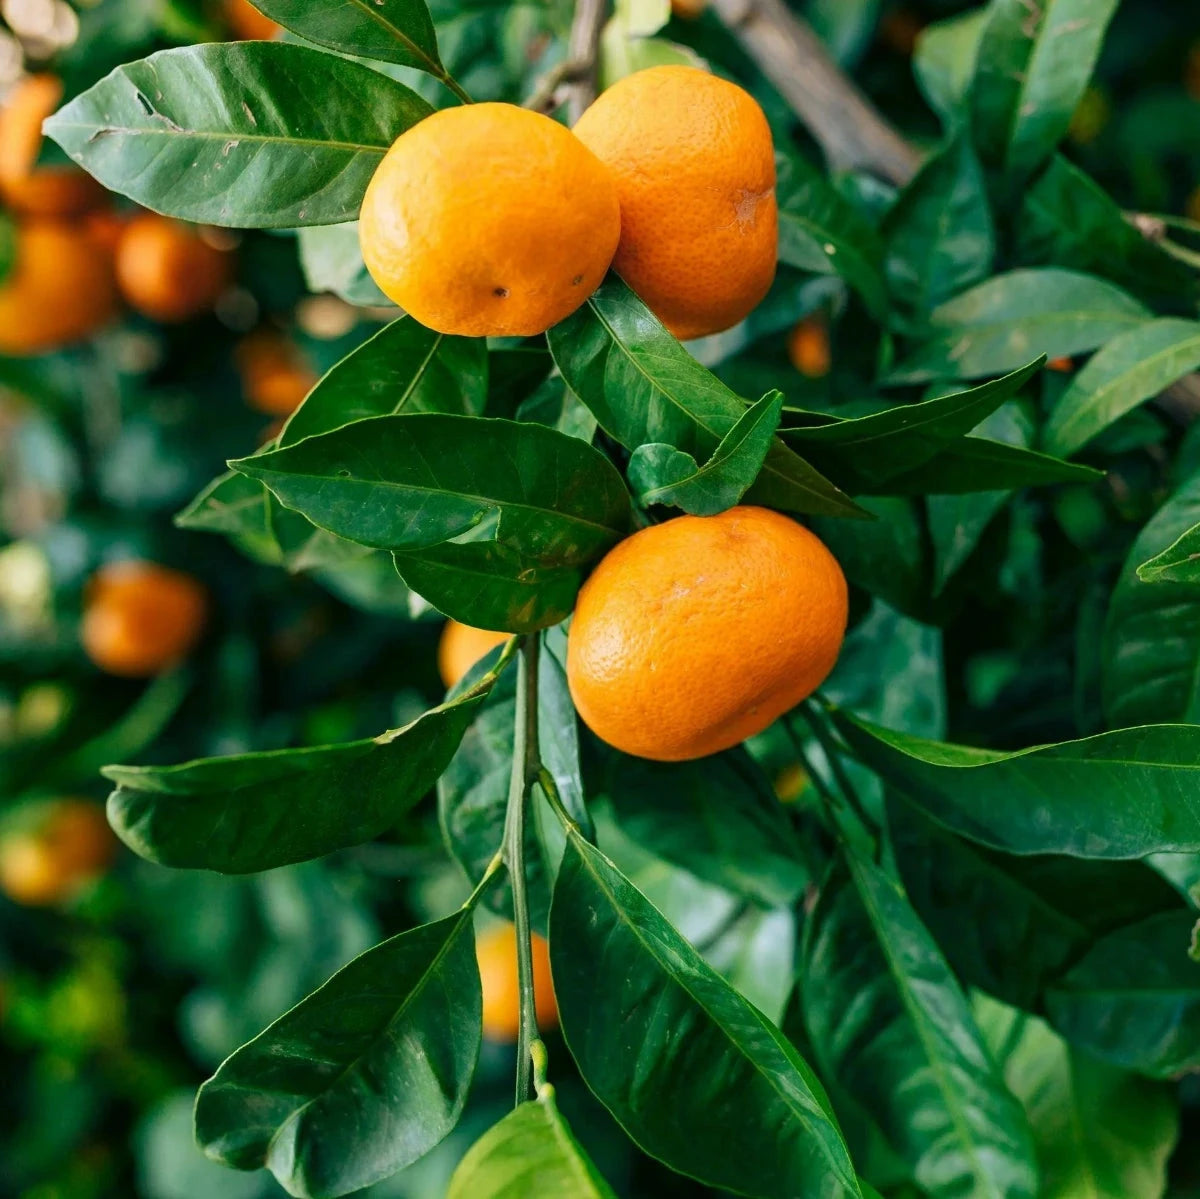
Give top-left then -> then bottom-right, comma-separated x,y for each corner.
563,0 -> 607,122
709,0 -> 920,186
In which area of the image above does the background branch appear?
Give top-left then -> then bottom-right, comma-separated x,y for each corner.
564,0 -> 607,122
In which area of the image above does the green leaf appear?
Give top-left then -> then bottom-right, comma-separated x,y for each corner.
835,708 -> 1200,858
970,0 -> 1119,180
1043,319 -> 1200,457
296,224 -> 391,307
628,390 -> 782,515
776,150 -> 888,317
1138,522 -> 1200,584
884,135 -> 994,315
781,358 -> 1043,490
176,470 -> 283,565
986,1003 -> 1178,1199
104,665 -> 503,873
446,1094 -> 616,1199
1045,911 -> 1200,1078
249,0 -> 443,73
232,413 -> 631,561
0,208 -> 15,287
889,270 -> 1151,383
1103,471 -> 1200,726
550,834 -> 861,1199
281,317 -> 486,448
802,855 -> 1037,1199
913,9 -> 986,124
891,801 -> 1182,1011
44,44 -> 433,227
547,276 -> 864,519
195,909 -> 480,1198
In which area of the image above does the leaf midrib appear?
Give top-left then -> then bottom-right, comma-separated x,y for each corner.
324,0 -> 441,75
50,119 -> 389,156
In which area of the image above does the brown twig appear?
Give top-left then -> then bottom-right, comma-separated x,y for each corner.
521,0 -> 607,119
709,0 -> 920,185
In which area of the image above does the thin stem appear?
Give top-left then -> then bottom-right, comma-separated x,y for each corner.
530,1038 -> 552,1100
437,71 -> 474,105
800,702 -> 875,841
502,635 -> 542,1105
537,764 -> 580,836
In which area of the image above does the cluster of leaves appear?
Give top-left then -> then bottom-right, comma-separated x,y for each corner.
8,0 -> 1200,1196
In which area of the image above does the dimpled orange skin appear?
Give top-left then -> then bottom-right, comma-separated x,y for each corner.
0,220 -> 119,355
115,213 -> 234,323
224,0 -> 281,39
476,924 -> 557,1043
573,66 -> 778,341
0,801 -> 116,907
82,562 -> 207,678
437,622 -> 513,689
0,75 -> 106,218
567,507 -> 848,762
359,104 -> 621,338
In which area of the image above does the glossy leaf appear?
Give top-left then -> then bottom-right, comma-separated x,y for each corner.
802,855 -> 1037,1199
104,667 -> 501,873
248,0 -> 442,73
1043,319 -> 1200,456
628,390 -> 782,515
1103,472 -> 1200,726
176,470 -> 282,565
44,44 -> 432,227
970,0 -> 1119,180
889,270 -> 1151,384
446,1095 -> 616,1199
913,10 -> 986,123
546,276 -> 864,518
836,708 -> 1200,858
296,223 -> 390,307
195,910 -> 480,1198
1138,522 -> 1200,584
280,317 -> 487,447
884,135 -> 994,314
550,833 -> 862,1199
232,413 -> 631,561
1046,911 -> 1200,1077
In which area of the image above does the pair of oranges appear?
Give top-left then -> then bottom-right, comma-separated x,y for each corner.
359,65 -> 779,342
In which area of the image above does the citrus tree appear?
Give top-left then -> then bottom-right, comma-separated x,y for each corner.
17,0 -> 1200,1195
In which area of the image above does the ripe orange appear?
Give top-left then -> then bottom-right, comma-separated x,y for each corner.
1047,356 -> 1074,373
671,0 -> 707,16
224,0 -> 281,40
236,330 -> 317,416
81,561 -> 207,678
0,75 -> 106,218
359,104 -> 620,337
567,507 -> 848,761
0,800 -> 116,907
788,316 -> 831,378
437,622 -> 512,689
0,219 -> 119,355
476,923 -> 557,1042
115,213 -> 234,323
573,66 -> 777,341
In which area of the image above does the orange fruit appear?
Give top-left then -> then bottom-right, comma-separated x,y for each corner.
437,622 -> 512,689
224,0 -> 281,39
0,75 -> 106,218
774,762 -> 807,803
788,316 -> 831,378
476,923 -> 557,1042
359,104 -> 620,337
0,800 -> 116,907
573,66 -> 777,340
115,213 -> 234,323
236,330 -> 317,416
567,507 -> 848,761
671,0 -> 707,16
81,561 -> 207,678
1047,356 -> 1074,373
0,219 -> 119,355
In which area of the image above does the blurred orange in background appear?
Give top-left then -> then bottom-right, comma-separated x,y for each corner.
237,328 -> 318,417
0,800 -> 116,907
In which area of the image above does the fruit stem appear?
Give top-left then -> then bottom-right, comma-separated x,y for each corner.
501,634 -> 543,1106
438,72 -> 474,105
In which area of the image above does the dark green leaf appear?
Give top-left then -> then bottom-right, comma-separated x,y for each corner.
1103,472 -> 1200,726
249,0 -> 442,73
970,0 -> 1119,180
175,470 -> 283,565
836,707 -> 1200,858
0,208 -> 15,287
1046,911 -> 1200,1077
802,855 -> 1037,1199
195,910 -> 480,1198
884,135 -> 994,314
1138,522 -> 1200,584
550,834 -> 861,1199
889,270 -> 1151,384
281,317 -> 486,448
628,391 -> 782,515
104,662 -> 505,872
546,276 -> 864,519
232,413 -> 631,562
44,44 -> 432,227
446,1095 -> 616,1199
